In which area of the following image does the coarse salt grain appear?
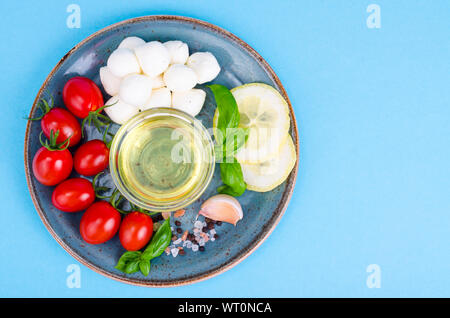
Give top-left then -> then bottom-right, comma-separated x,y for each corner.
174,238 -> 182,245
192,244 -> 199,252
209,229 -> 216,235
210,237 -> 215,242
194,220 -> 203,229
200,232 -> 209,242
171,248 -> 179,257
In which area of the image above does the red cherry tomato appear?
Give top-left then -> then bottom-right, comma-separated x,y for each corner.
119,212 -> 154,251
73,139 -> 109,176
40,108 -> 81,147
32,147 -> 73,186
52,178 -> 95,212
63,77 -> 104,118
80,201 -> 121,244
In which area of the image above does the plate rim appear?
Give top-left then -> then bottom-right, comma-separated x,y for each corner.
24,15 -> 300,287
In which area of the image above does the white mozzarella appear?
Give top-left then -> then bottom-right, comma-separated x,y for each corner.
134,41 -> 170,77
104,96 -> 139,125
171,89 -> 206,117
118,36 -> 146,50
141,87 -> 172,111
163,64 -> 197,92
151,74 -> 165,89
163,40 -> 189,64
99,66 -> 122,96
106,48 -> 141,78
119,74 -> 153,107
186,52 -> 221,84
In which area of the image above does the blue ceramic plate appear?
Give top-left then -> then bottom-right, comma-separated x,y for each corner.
24,16 -> 299,286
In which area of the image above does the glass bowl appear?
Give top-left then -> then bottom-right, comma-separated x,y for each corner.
109,107 -> 215,212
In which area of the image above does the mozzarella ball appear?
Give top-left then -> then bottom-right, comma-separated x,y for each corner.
151,74 -> 165,89
119,74 -> 153,107
163,64 -> 198,92
118,36 -> 146,50
172,89 -> 206,117
134,41 -> 170,77
107,48 -> 141,78
99,66 -> 121,96
163,40 -> 189,64
104,96 -> 139,125
187,52 -> 221,84
141,88 -> 172,111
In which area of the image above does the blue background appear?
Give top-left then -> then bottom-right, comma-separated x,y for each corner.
0,0 -> 448,297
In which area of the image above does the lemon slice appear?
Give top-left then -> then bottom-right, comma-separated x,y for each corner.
241,135 -> 296,192
213,83 -> 290,164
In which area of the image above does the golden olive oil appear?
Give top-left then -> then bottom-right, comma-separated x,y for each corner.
117,115 -> 208,203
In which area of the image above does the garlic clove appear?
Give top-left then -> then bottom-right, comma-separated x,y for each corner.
199,194 -> 243,226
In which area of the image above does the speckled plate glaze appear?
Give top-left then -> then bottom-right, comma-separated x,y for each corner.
24,16 -> 299,287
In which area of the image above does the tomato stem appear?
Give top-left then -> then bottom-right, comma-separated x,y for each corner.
109,189 -> 128,214
25,97 -> 54,121
102,124 -> 115,149
81,102 -> 116,138
129,203 -> 160,216
92,172 -> 111,199
92,173 -> 158,216
39,129 -> 71,151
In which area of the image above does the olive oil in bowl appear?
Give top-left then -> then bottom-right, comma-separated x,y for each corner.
110,108 -> 215,212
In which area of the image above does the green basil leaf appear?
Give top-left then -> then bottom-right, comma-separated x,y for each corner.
208,84 -> 247,197
224,127 -> 249,160
208,84 -> 240,140
214,144 -> 225,161
124,260 -> 140,274
142,218 -> 172,261
218,161 -> 246,197
115,251 -> 142,272
217,185 -> 243,197
139,260 -> 151,276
